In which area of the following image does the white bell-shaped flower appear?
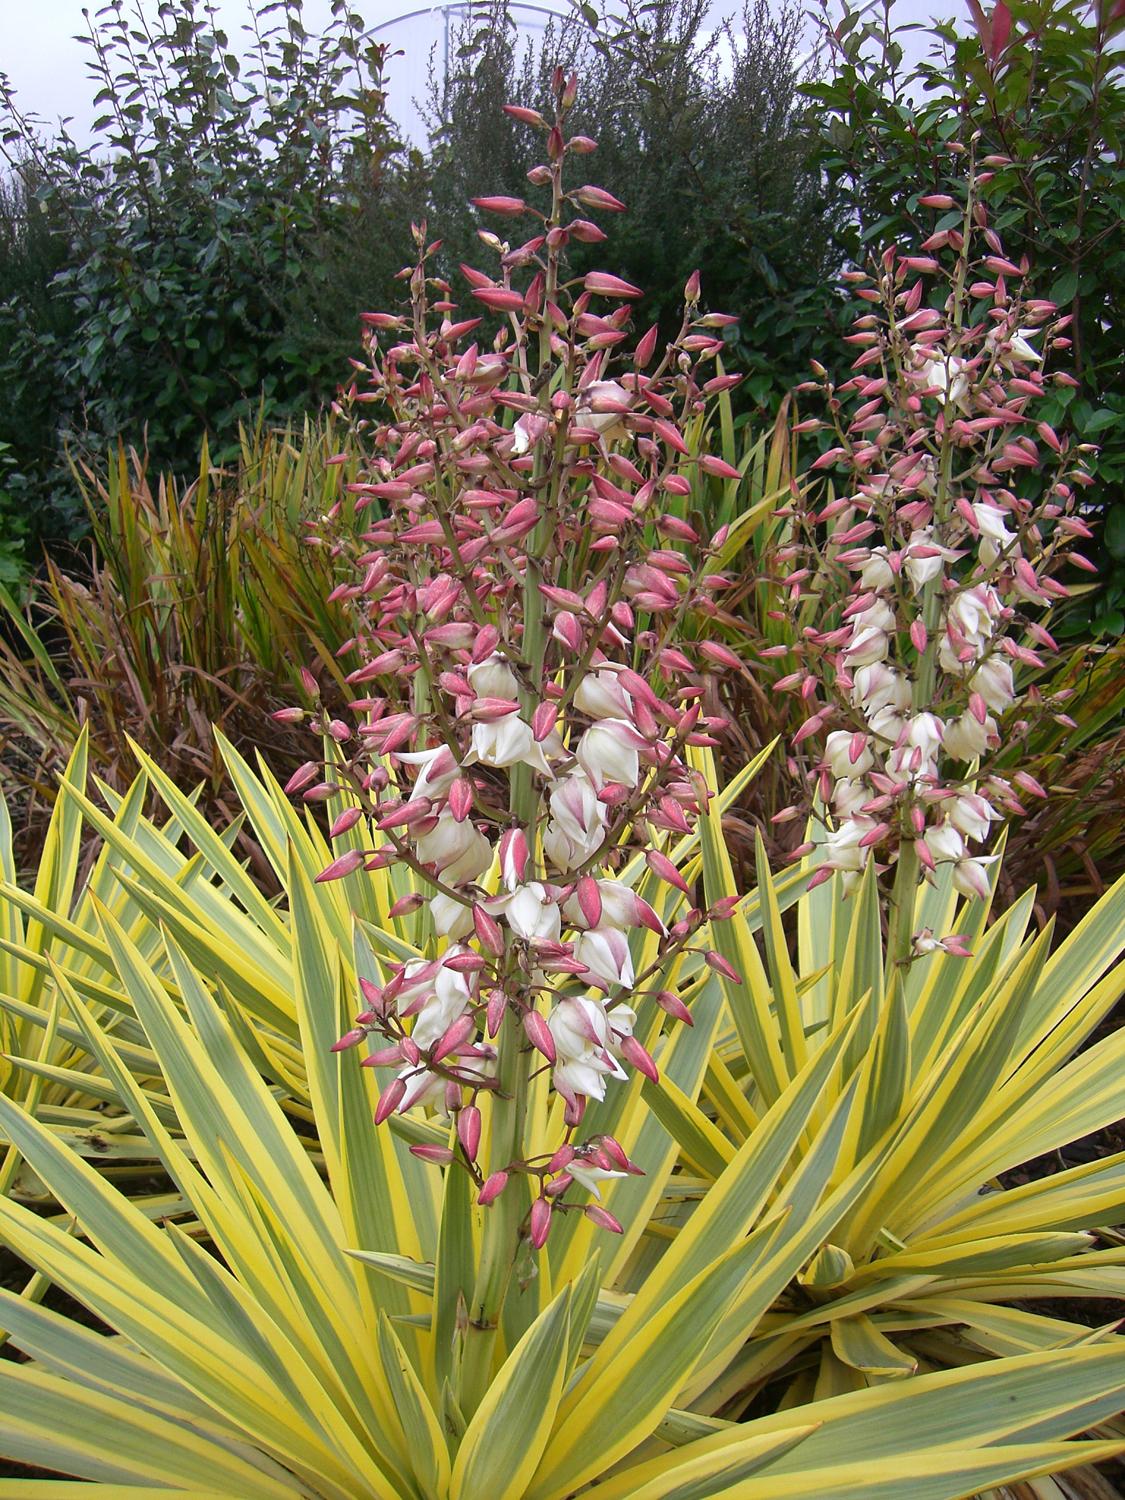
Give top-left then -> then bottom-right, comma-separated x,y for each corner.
576,719 -> 642,791
543,772 -> 607,870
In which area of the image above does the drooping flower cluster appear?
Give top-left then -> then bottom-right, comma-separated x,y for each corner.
281,71 -> 745,1248
771,155 -> 1094,940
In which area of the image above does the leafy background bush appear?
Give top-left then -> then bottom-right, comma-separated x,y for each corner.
425,0 -> 845,411
0,0 -> 845,573
0,0 -> 415,568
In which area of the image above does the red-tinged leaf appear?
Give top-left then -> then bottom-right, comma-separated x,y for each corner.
991,0 -> 1012,58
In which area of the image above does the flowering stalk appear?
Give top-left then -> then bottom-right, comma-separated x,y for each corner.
775,141 -> 1094,972
286,69 -> 747,1401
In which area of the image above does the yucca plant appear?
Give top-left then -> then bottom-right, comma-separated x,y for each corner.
0,732 -> 1124,1495
2,65 -> 1124,1500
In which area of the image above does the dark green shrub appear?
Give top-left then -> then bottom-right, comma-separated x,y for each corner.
0,0 -> 412,550
424,0 -> 847,417
0,159 -> 85,574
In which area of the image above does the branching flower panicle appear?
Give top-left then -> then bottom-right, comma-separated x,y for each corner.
773,145 -> 1093,961
280,70 -> 747,1251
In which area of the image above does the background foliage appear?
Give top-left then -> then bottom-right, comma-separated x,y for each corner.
0,0 -> 842,570
0,0 -> 415,566
425,0 -> 844,411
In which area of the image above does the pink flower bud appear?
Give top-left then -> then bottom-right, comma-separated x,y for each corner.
361,1044 -> 407,1068
486,988 -> 508,1037
576,875 -> 603,927
546,1144 -> 575,1173
684,268 -> 701,302
478,1170 -> 509,1206
471,696 -> 522,722
432,1012 -> 477,1064
473,287 -> 527,313
698,640 -> 742,671
448,778 -> 474,823
655,990 -> 693,1025
523,1007 -> 557,1063
503,104 -> 546,127
499,827 -> 530,888
635,324 -> 659,367
652,418 -> 689,455
704,951 -> 743,984
409,1144 -> 455,1164
331,1028 -> 366,1052
532,702 -> 559,741
619,1034 -> 659,1083
584,271 -> 643,298
573,184 -> 626,212
470,626 -> 501,663
529,1197 -> 553,1249
284,761 -> 321,795
472,195 -> 528,215
374,1076 -> 407,1125
376,797 -> 433,830
316,850 -> 366,882
444,951 -> 486,973
330,807 -> 364,839
388,893 -> 426,918
473,906 -> 506,957
399,1038 -> 421,1070
699,455 -> 741,480
457,1105 -> 482,1162
584,1204 -> 624,1234
1012,770 -> 1047,799
568,218 -> 608,243
645,849 -> 691,895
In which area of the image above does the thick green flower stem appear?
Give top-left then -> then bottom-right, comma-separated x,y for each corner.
458,99 -> 569,1413
459,521 -> 553,1420
460,1008 -> 530,1415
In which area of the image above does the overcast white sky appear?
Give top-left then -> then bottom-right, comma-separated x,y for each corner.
2,0 -> 954,146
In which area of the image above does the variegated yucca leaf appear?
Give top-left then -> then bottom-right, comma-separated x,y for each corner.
0,737 -> 1122,1495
